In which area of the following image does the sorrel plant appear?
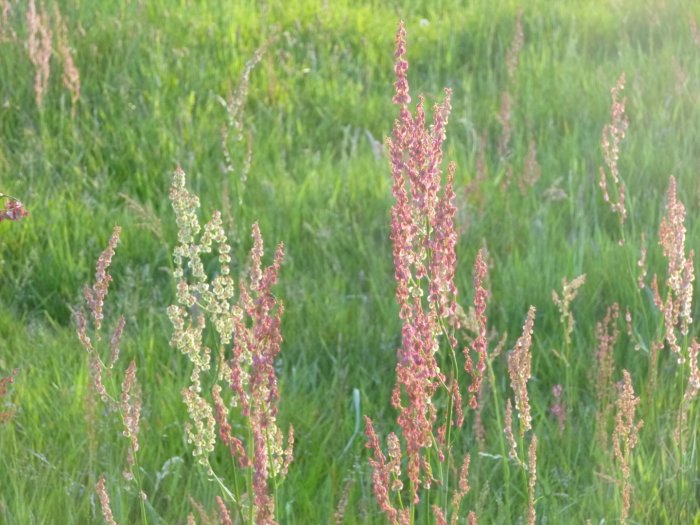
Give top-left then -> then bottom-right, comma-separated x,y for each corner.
168,167 -> 293,525
75,226 -> 147,523
365,21 -> 483,524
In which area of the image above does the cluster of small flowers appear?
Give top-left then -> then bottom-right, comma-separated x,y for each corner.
552,274 -> 587,347
506,10 -> 524,80
386,18 -> 456,505
120,360 -> 142,481
26,0 -> 52,108
593,303 -> 620,449
526,435 -> 538,525
518,139 -> 541,194
83,226 -> 121,331
168,168 -> 293,524
26,0 -> 80,108
0,368 -> 18,424
1,0 -> 16,41
599,73 -> 629,226
53,4 -> 80,107
75,227 -> 143,522
364,417 -> 403,523
550,384 -> 566,435
675,339 -> 700,444
472,331 -> 507,451
657,176 -> 695,361
503,399 -> 519,465
187,495 -> 234,525
220,37 -> 273,195
366,21 -> 480,522
465,249 -> 489,408
95,474 -> 118,525
612,370 -> 643,525
503,306 -> 538,524
0,197 -> 29,222
508,306 -> 536,436
75,227 -> 125,389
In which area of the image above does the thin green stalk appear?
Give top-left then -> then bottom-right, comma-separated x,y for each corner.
443,389 -> 453,516
130,455 -> 148,525
486,355 -> 512,513
229,455 -> 244,522
248,419 -> 254,525
409,478 -> 415,525
437,315 -> 461,518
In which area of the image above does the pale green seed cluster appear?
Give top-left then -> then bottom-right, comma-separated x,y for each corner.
169,167 -> 293,514
167,305 -> 211,393
182,387 -> 216,473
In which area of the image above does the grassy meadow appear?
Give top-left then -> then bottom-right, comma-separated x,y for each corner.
2,0 -> 700,523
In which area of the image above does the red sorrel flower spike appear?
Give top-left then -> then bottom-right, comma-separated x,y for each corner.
392,21 -> 411,106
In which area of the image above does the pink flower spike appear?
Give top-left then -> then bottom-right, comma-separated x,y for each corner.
392,21 -> 411,106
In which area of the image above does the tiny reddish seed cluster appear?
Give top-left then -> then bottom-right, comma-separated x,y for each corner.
0,197 -> 29,223
0,368 -> 18,424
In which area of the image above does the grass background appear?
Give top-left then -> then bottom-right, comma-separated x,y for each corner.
1,0 -> 700,522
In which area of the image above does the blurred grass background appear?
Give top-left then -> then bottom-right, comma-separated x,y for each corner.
1,0 -> 700,522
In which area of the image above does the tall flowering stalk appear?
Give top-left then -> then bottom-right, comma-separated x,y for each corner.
365,22 -> 481,524
552,274 -> 586,349
220,37 -> 273,211
26,0 -> 52,108
643,176 -> 699,447
599,73 -> 629,229
612,370 -> 643,525
507,307 -> 535,440
593,303 -> 620,450
24,2 -> 81,110
657,176 -> 695,361
504,306 -> 538,525
53,4 -> 81,109
75,226 -> 146,523
168,168 -> 293,525
498,10 -> 523,160
498,10 -> 524,190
